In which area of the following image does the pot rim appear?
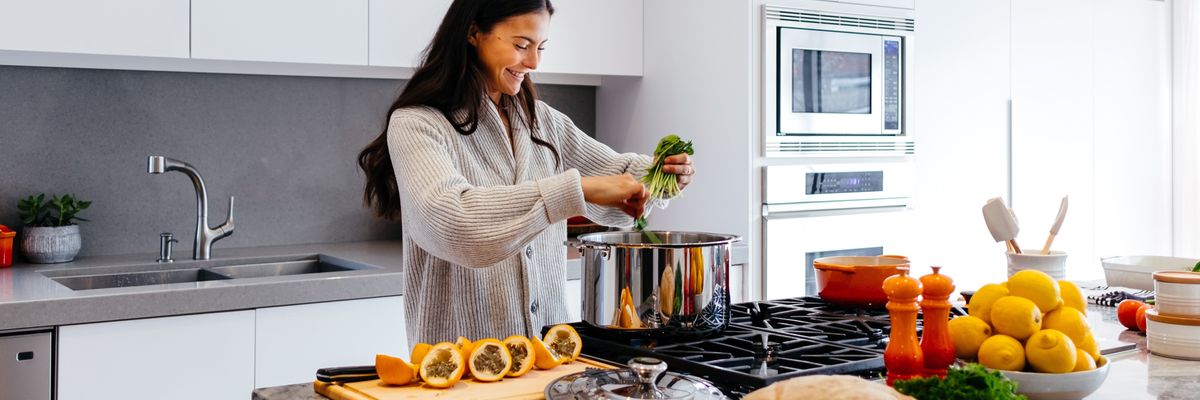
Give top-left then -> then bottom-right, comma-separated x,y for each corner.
575,230 -> 742,249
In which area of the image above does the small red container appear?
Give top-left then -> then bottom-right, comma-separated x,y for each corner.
0,225 -> 15,268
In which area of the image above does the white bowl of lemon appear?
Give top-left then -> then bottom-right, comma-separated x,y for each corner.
950,270 -> 1109,400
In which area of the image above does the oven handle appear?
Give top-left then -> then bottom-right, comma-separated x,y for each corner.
762,204 -> 909,220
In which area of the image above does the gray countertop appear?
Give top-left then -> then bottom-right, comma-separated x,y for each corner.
0,240 -> 587,332
251,301 -> 1200,400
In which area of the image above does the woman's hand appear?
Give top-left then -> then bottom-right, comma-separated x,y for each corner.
581,174 -> 650,218
661,154 -> 694,191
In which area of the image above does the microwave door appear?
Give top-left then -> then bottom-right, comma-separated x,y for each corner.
777,28 -> 885,135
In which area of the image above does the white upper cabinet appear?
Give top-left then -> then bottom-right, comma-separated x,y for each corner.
369,0 -> 642,76
369,0 -> 449,67
540,0 -> 641,76
0,0 -> 188,58
192,0 -> 368,65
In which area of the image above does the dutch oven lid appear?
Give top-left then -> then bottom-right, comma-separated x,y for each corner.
576,231 -> 741,249
545,357 -> 728,400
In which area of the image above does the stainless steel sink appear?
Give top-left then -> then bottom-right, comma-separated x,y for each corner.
45,254 -> 376,291
51,268 -> 231,291
205,259 -> 355,279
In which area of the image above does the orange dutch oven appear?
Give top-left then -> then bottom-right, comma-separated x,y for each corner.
813,255 -> 910,307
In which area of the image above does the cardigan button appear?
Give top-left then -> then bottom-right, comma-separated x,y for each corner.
530,300 -> 539,314
525,246 -> 534,259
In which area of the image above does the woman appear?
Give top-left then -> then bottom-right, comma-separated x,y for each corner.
358,0 -> 693,345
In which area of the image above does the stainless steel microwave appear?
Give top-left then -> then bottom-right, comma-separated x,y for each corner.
763,3 -> 916,157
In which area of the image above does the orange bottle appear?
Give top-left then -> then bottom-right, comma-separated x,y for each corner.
883,267 -> 924,386
919,266 -> 956,377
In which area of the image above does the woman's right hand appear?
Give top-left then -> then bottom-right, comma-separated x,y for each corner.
581,174 -> 650,219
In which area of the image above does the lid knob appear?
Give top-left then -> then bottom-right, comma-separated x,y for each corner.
609,357 -> 671,399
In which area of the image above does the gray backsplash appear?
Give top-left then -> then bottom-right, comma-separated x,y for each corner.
0,65 -> 596,259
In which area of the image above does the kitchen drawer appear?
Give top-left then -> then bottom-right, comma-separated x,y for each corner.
0,330 -> 52,400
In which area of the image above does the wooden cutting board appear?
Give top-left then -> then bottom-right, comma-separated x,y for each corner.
314,358 -> 612,400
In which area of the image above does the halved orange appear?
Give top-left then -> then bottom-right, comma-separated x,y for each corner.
375,353 -> 418,386
417,342 -> 465,389
467,338 -> 512,382
410,342 -> 432,365
544,324 -> 583,363
502,335 -> 536,377
531,335 -> 564,370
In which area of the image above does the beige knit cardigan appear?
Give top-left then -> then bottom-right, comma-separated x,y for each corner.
387,98 -> 653,345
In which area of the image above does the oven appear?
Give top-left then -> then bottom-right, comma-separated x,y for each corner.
763,2 -> 916,157
762,161 -> 914,300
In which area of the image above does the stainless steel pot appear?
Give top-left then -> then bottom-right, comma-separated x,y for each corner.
570,231 -> 742,337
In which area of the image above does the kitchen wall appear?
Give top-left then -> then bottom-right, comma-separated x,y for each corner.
0,65 -> 596,258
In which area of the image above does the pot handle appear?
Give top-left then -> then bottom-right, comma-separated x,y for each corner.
564,240 -> 611,259
813,263 -> 857,274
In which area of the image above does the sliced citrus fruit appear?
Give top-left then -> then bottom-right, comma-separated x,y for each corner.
468,338 -> 512,382
544,324 -> 583,363
410,342 -> 432,365
418,342 -> 465,389
454,336 -> 475,376
502,335 -> 535,377
531,335 -> 564,370
375,353 -> 418,386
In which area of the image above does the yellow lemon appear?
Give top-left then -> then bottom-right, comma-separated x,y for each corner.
978,335 -> 1026,371
1077,331 -> 1100,361
1026,329 -> 1078,373
948,316 -> 993,359
1043,307 -> 1091,346
969,283 -> 1011,324
1008,270 -> 1061,312
1058,280 -> 1087,315
1073,348 -> 1096,372
990,296 -> 1043,340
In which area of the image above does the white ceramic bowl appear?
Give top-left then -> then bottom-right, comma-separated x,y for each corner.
1154,271 -> 1200,317
1145,308 -> 1200,360
1007,251 -> 1068,280
1100,255 -> 1199,291
996,357 -> 1109,400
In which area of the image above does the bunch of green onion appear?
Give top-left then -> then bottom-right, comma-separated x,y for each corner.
634,134 -> 694,243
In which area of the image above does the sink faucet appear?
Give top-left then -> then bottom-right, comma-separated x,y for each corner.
147,156 -> 234,260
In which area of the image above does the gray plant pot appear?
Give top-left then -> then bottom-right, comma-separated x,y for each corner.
22,225 -> 81,263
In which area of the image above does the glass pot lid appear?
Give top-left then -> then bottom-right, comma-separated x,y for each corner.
544,357 -> 728,400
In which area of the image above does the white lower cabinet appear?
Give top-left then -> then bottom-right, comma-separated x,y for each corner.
730,263 -> 744,305
57,296 -> 408,399
57,310 -> 256,400
254,296 -> 407,388
565,279 -> 582,322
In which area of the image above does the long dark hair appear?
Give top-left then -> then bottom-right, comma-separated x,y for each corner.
359,0 -> 557,220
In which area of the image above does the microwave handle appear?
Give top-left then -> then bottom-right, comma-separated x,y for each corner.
762,204 -> 909,220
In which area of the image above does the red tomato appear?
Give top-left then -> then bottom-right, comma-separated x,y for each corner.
1117,299 -> 1146,330
1136,304 -> 1151,332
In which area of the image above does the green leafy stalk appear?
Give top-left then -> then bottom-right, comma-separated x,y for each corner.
892,363 -> 1026,400
635,134 -> 694,243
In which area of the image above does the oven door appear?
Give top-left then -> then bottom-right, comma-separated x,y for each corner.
763,206 -> 913,300
777,27 -> 902,136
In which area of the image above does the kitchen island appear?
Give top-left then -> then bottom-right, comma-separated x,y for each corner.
251,302 -> 1200,400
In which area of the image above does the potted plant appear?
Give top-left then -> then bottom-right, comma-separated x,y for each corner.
17,194 -> 91,263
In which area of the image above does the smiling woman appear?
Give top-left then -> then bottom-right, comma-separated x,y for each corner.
355,0 -> 696,345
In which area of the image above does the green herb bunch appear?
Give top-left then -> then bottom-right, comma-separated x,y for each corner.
893,363 -> 1027,400
634,134 -> 694,241
17,194 -> 92,227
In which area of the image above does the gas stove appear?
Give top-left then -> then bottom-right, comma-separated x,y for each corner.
554,296 -> 964,397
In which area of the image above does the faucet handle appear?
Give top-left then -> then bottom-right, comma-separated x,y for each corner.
216,196 -> 235,238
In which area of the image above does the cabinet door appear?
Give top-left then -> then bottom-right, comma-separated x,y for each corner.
58,311 -> 255,400
0,0 -> 188,57
192,0 -> 368,65
565,279 -> 582,322
912,0 -> 1012,289
730,263 -> 744,305
1011,0 -> 1096,279
255,296 -> 407,388
538,0 -> 642,76
1091,0 -> 1172,259
369,0 -> 450,67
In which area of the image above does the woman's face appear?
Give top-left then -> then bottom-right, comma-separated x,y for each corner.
470,10 -> 550,102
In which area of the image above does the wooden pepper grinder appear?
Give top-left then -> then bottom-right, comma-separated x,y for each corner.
919,266 -> 956,377
883,267 -> 924,386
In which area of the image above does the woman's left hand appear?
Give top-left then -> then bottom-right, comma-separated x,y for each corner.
661,154 -> 694,191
